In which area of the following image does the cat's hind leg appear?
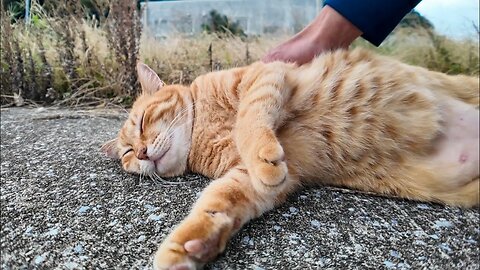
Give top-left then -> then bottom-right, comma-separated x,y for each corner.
414,66 -> 479,107
434,177 -> 479,207
388,161 -> 479,207
439,74 -> 479,107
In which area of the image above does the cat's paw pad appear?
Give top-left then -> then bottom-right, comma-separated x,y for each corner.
184,238 -> 220,262
153,241 -> 197,270
154,212 -> 232,270
154,240 -> 215,270
254,142 -> 288,187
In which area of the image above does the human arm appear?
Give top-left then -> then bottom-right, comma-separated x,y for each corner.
263,0 -> 422,65
325,0 -> 422,46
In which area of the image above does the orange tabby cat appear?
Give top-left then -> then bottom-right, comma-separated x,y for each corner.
101,48 -> 479,270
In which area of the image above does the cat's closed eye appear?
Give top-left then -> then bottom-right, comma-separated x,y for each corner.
122,148 -> 133,158
139,111 -> 145,134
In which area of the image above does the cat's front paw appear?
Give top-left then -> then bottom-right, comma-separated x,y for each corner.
245,128 -> 288,192
254,140 -> 288,187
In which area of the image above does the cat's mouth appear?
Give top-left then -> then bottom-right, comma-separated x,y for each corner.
153,146 -> 171,165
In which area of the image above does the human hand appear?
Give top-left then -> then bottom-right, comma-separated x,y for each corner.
262,5 -> 361,65
262,35 -> 322,65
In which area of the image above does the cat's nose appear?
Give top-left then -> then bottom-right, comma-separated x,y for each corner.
136,146 -> 149,160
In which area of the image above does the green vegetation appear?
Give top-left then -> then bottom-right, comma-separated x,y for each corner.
1,3 -> 478,107
399,10 -> 434,30
201,10 -> 246,37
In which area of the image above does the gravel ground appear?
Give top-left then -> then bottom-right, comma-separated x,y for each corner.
1,107 -> 479,270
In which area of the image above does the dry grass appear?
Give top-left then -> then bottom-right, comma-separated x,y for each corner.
355,27 -> 479,76
139,33 -> 280,84
1,2 -> 478,107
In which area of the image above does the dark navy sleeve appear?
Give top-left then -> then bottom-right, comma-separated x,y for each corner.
324,0 -> 422,46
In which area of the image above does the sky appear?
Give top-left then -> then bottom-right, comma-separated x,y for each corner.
415,0 -> 479,39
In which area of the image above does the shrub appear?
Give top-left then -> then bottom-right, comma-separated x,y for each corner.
201,10 -> 246,37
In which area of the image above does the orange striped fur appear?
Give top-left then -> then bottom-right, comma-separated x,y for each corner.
101,48 -> 479,269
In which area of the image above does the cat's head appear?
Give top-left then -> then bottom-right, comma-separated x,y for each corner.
101,63 -> 194,177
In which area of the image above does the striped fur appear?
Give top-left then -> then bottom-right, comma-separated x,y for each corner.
101,49 -> 479,269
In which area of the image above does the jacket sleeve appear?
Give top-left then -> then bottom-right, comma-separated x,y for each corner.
324,0 -> 422,46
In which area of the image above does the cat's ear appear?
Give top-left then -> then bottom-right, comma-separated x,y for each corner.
100,138 -> 120,159
137,62 -> 165,95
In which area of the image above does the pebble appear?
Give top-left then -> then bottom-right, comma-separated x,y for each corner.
311,220 -> 321,228
78,206 -> 91,214
434,220 -> 453,229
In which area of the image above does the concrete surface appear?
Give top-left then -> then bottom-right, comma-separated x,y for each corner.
1,107 -> 479,270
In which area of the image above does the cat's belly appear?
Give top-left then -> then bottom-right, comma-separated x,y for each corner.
427,97 -> 479,185
281,96 -> 478,186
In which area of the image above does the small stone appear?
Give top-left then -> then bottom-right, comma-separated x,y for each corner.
434,219 -> 452,229
148,214 -> 164,221
65,261 -> 79,269
24,226 -> 33,235
34,254 -> 46,264
383,261 -> 395,268
417,204 -> 430,210
390,250 -> 401,258
78,206 -> 90,214
74,244 -> 84,254
45,228 -> 59,237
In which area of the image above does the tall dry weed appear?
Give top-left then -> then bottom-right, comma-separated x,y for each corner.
0,2 -> 478,107
106,0 -> 141,97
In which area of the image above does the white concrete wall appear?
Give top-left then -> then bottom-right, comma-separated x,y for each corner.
141,0 -> 323,38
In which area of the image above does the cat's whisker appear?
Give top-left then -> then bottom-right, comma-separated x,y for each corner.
153,120 -> 190,155
151,172 -> 178,187
135,172 -> 142,186
154,137 -> 169,156
151,172 -> 169,185
168,103 -> 192,127
151,171 -> 195,186
160,102 -> 194,139
165,121 -> 189,137
142,171 -> 147,184
155,122 -> 186,152
164,121 -> 190,143
160,103 -> 192,136
148,173 -> 167,187
151,102 -> 196,155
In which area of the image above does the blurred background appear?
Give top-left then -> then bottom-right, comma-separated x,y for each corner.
1,0 -> 478,107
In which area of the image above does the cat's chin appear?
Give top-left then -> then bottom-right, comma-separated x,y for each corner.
153,153 -> 185,177
153,150 -> 171,174
155,166 -> 184,178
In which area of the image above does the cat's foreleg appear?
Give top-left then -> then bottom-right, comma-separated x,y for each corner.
234,69 -> 293,194
153,166 -> 297,270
